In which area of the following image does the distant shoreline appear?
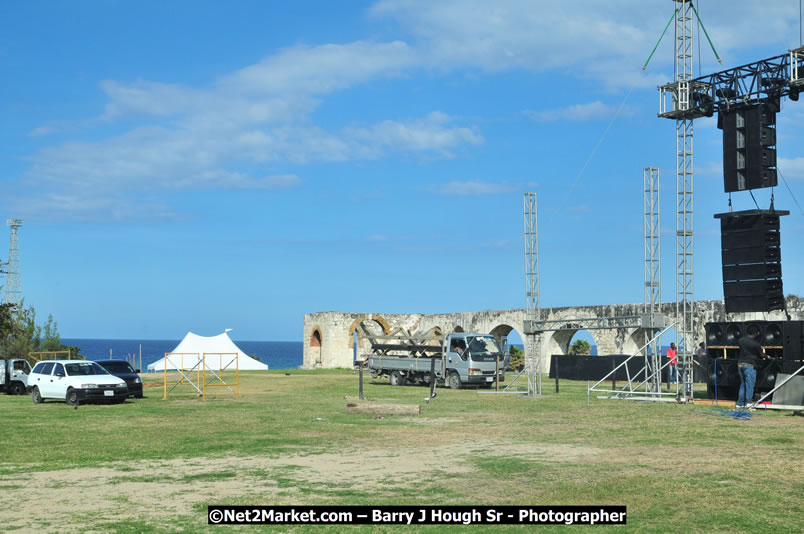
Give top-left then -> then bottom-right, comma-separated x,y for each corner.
61,339 -> 303,370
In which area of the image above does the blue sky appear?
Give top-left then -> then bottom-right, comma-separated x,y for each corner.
2,0 -> 804,341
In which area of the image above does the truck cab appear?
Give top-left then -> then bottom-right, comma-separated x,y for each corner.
444,333 -> 508,388
1,358 -> 32,395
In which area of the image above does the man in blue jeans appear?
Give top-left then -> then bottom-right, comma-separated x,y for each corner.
736,330 -> 764,409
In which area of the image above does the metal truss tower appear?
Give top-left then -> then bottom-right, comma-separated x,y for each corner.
673,1 -> 695,400
523,193 -> 542,397
643,168 -> 662,392
4,219 -> 23,306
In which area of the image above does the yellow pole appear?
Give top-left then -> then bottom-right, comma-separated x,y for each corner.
202,354 -> 206,401
110,348 -> 112,360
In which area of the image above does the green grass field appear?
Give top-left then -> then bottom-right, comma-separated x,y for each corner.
0,370 -> 801,533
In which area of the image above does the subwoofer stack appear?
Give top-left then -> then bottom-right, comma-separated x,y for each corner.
704,320 -> 803,400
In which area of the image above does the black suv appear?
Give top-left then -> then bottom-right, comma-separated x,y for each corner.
95,360 -> 143,398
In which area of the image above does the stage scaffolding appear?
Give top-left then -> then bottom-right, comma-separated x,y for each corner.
161,352 -> 240,400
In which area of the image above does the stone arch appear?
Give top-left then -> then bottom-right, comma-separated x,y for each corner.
453,325 -> 465,333
489,324 -> 523,350
489,324 -> 514,338
346,315 -> 391,362
346,315 -> 391,348
310,328 -> 322,347
627,328 -> 653,355
543,325 -> 600,357
308,327 -> 323,367
489,323 -> 525,365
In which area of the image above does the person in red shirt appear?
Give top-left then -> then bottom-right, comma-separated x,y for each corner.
667,342 -> 678,384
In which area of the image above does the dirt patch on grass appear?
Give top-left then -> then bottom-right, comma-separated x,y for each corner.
0,440 -> 601,532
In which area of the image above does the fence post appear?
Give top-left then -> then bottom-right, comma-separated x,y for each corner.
359,365 -> 364,400
555,358 -> 560,393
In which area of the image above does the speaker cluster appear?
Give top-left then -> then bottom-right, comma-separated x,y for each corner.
715,210 -> 787,314
705,320 -> 786,347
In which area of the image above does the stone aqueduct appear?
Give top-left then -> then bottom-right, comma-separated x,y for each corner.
302,298 -> 804,371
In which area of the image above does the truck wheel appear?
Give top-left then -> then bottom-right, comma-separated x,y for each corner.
32,386 -> 43,404
389,371 -> 406,386
66,388 -> 79,407
10,382 -> 25,395
448,372 -> 462,390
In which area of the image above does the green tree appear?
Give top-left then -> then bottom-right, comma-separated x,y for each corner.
0,297 -> 80,362
508,345 -> 524,371
569,339 -> 591,356
3,302 -> 40,360
40,314 -> 62,351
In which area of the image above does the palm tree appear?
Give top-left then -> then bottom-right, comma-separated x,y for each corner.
569,339 -> 591,356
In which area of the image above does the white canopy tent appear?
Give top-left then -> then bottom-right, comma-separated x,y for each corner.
147,331 -> 269,371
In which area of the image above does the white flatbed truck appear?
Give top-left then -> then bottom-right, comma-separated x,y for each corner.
365,332 -> 508,389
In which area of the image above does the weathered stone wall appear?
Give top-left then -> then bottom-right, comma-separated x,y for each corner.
302,298 -> 804,371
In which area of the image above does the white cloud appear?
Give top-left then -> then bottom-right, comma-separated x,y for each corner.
19,35 -> 482,220
370,0 -> 665,87
779,157 -> 804,181
527,101 -> 624,122
19,1 -> 803,220
439,180 -> 519,196
29,125 -> 58,137
224,41 -> 416,95
370,0 -> 802,88
345,112 -> 483,157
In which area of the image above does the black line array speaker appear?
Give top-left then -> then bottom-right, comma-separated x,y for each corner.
719,102 -> 778,192
715,210 -> 788,313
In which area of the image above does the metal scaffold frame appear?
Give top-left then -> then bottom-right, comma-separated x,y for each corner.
667,1 -> 696,401
644,168 -> 662,392
588,323 -> 682,402
162,352 -> 240,400
522,192 -> 542,397
4,219 -> 23,306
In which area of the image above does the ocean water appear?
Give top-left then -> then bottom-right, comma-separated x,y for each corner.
61,339 -> 303,371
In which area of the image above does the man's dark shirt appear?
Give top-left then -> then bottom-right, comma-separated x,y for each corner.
737,335 -> 763,367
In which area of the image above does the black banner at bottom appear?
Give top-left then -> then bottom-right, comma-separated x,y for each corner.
208,505 -> 626,525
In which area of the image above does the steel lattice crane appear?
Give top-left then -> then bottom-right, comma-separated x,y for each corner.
4,219 -> 23,306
